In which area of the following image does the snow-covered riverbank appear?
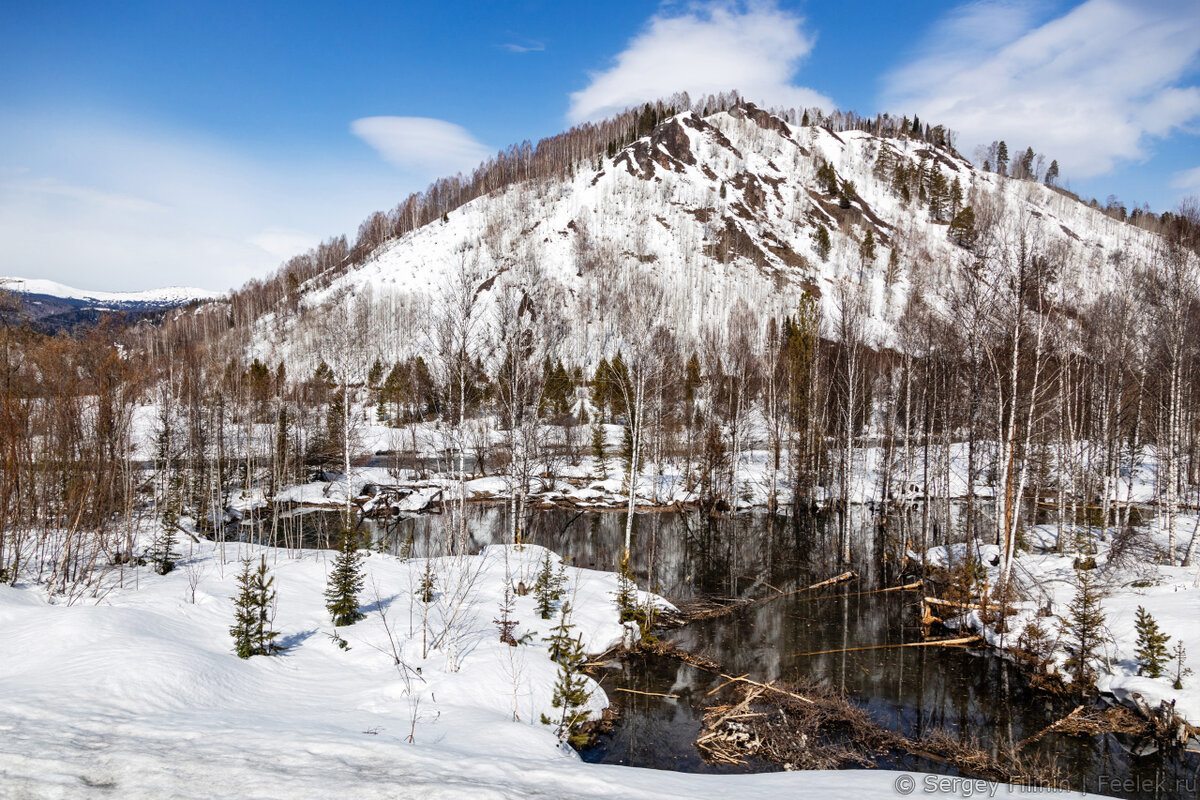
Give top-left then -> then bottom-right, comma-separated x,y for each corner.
929,511 -> 1200,729
0,535 -> 1108,798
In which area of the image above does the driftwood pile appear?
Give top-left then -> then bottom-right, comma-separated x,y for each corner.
1019,696 -> 1197,751
696,676 -> 894,768
695,676 -> 1062,785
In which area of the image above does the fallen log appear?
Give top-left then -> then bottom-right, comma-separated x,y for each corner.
789,635 -> 984,659
925,596 -> 985,611
613,687 -> 680,699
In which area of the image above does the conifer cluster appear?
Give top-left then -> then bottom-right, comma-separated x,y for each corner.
230,556 -> 281,659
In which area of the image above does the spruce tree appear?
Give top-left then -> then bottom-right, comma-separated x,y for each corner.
814,225 -> 831,261
151,471 -> 181,575
230,559 -> 256,659
684,352 -> 702,415
150,525 -> 179,576
1133,606 -> 1170,678
1061,569 -> 1107,688
541,604 -> 591,745
614,551 -> 648,636
367,358 -> 384,388
591,422 -> 608,478
1045,160 -> 1059,186
885,247 -> 901,286
494,578 -> 519,646
417,559 -> 436,603
949,206 -> 977,248
859,229 -> 876,263
325,529 -> 366,627
590,359 -> 610,422
534,551 -> 557,619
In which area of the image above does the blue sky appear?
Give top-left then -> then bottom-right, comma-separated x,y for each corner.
2,0 -> 1198,291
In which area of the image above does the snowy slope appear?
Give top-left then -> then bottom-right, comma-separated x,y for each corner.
248,104 -> 1162,372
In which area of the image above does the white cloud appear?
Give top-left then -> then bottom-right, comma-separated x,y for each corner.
567,1 -> 831,124
1171,165 -> 1200,191
0,114 -> 412,292
351,117 -> 492,177
882,0 -> 1200,178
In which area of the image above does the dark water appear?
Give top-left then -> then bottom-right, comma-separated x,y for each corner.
247,504 -> 1199,798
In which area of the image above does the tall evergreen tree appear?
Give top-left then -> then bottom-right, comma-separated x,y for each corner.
949,207 -> 977,248
1045,159 -> 1060,186
325,529 -> 366,627
590,422 -> 608,478
859,229 -> 876,264
813,224 -> 831,261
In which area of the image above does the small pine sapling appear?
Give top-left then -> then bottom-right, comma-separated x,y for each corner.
325,529 -> 366,627
1016,618 -> 1055,677
417,559 -> 436,603
541,603 -> 591,745
553,559 -> 569,602
230,559 -> 256,658
1060,568 -> 1107,689
1173,642 -> 1192,690
494,579 -> 519,646
150,525 -> 179,576
534,551 -> 557,619
152,472 -> 182,574
1133,606 -> 1170,678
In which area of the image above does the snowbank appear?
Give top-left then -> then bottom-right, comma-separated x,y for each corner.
0,537 -> 1101,798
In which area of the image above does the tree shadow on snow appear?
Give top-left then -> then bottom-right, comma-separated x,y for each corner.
364,593 -> 402,614
278,628 -> 319,651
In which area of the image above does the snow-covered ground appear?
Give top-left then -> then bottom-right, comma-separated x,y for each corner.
929,510 -> 1200,725
0,536 -> 1099,799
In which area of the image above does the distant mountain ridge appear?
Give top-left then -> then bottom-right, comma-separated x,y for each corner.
0,276 -> 220,332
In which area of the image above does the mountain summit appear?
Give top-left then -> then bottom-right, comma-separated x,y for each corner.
245,101 -> 1160,370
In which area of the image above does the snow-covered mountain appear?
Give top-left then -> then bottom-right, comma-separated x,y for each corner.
248,103 -> 1160,369
1,276 -> 220,331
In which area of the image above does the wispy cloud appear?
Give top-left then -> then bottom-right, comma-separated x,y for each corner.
500,40 -> 545,53
1171,165 -> 1200,192
882,0 -> 1200,178
567,0 -> 831,124
351,116 -> 492,177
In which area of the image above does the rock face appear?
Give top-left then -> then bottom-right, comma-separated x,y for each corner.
251,103 -> 1162,370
